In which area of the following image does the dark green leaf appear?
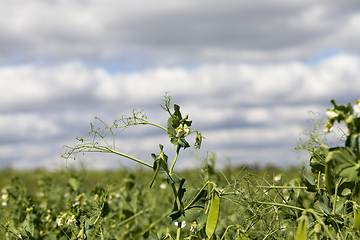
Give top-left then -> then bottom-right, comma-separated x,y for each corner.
317,189 -> 331,215
170,179 -> 207,223
309,147 -> 328,174
331,147 -> 360,182
302,168 -> 318,192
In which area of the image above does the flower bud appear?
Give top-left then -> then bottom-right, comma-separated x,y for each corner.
195,132 -> 203,149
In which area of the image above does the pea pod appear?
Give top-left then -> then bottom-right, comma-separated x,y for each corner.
296,211 -> 308,240
206,190 -> 220,238
325,153 -> 335,195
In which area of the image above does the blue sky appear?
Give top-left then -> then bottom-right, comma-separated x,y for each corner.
1,0 -> 360,170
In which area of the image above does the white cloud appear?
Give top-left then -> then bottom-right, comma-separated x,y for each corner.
0,113 -> 61,139
0,53 -> 359,169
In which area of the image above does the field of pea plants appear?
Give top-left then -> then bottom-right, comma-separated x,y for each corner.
1,95 -> 360,240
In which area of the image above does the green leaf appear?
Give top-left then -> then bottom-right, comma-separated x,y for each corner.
150,145 -> 173,188
206,190 -> 220,238
337,181 -> 355,197
331,147 -> 360,182
170,179 -> 207,223
316,189 -> 331,215
346,133 -> 360,151
173,104 -> 182,121
68,177 -> 80,191
310,147 -> 328,174
302,167 -> 318,192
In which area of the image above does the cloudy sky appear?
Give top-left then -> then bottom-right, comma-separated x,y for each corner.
1,0 -> 360,170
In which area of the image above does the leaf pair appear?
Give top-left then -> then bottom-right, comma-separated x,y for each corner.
149,144 -> 179,188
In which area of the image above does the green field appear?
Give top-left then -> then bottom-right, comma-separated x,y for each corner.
0,162 -> 303,240
1,97 -> 360,239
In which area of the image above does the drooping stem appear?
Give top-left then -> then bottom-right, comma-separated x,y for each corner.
169,145 -> 181,175
145,122 -> 167,131
85,146 -> 153,168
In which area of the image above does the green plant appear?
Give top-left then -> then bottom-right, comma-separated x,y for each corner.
61,93 -> 222,239
292,99 -> 360,239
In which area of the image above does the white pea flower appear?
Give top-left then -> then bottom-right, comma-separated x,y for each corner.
160,183 -> 167,189
2,193 -> 8,200
326,110 -> 338,120
174,221 -> 187,228
274,174 -> 282,182
175,124 -> 190,138
190,222 -> 197,232
67,217 -> 77,226
57,217 -> 65,227
37,192 -> 44,198
57,214 -> 67,227
354,100 -> 360,115
2,201 -> 7,206
323,123 -> 333,133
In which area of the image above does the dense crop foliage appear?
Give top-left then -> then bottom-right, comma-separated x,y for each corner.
1,95 -> 360,239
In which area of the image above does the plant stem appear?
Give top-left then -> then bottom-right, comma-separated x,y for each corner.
171,183 -> 182,213
169,145 -> 180,175
98,146 -> 153,168
249,186 -> 308,190
145,121 -> 167,131
234,200 -> 306,212
176,225 -> 181,240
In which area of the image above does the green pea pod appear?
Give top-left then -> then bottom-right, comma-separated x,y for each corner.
206,190 -> 220,238
354,204 -> 360,230
296,212 -> 308,240
325,153 -> 335,195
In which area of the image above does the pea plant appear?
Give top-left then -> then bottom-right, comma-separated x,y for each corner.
61,93 -> 220,240
292,99 -> 360,239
